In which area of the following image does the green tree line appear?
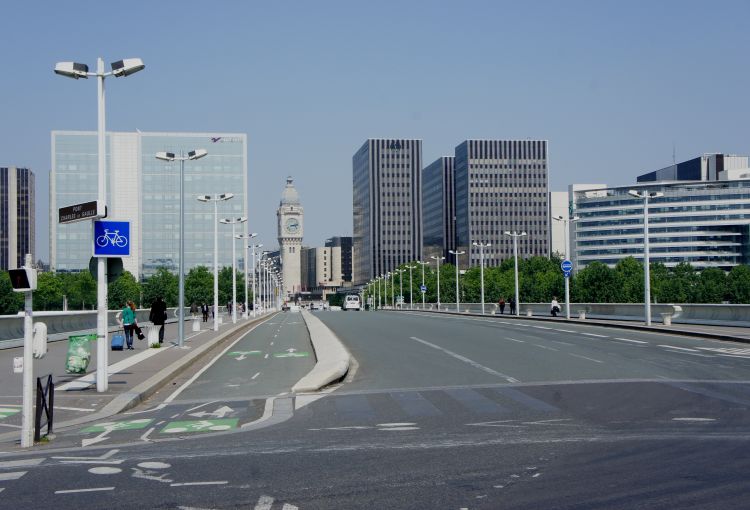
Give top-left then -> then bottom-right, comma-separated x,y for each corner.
0,266 -> 252,315
363,256 -> 750,306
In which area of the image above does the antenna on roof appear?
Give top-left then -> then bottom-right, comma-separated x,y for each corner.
672,142 -> 676,165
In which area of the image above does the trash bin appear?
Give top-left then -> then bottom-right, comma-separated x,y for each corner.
65,333 -> 95,374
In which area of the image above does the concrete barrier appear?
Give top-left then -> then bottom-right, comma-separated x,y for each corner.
293,310 -> 351,393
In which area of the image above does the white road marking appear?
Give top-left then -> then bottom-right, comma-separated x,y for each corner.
581,333 -> 608,338
659,345 -> 700,352
0,472 -> 26,481
673,417 -> 716,422
615,337 -> 648,344
54,450 -> 121,463
264,353 -> 269,359
569,353 -> 604,364
0,488 -> 4,493
55,487 -> 115,494
533,326 -> 552,330
533,344 -> 558,352
252,372 -> 260,380
0,424 -> 21,429
164,316 -> 273,403
550,340 -> 573,346
282,504 -> 298,510
254,495 -> 275,510
0,458 -> 44,468
270,341 -> 274,346
138,462 -> 171,469
88,467 -> 122,475
505,337 -> 525,343
410,336 -> 519,383
139,427 -> 155,442
55,406 -> 96,412
170,481 -> 228,487
554,329 -> 576,333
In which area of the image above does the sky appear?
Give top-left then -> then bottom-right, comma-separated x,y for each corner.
1,0 -> 749,263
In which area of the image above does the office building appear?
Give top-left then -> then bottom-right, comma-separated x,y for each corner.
0,167 -> 34,270
422,156 -> 456,263
301,245 -> 342,299
549,191 -> 568,258
277,177 -> 303,299
50,131 -> 247,279
571,154 -> 750,270
353,139 -> 422,284
325,236 -> 353,283
454,139 -> 549,267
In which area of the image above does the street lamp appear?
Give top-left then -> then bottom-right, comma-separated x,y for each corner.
449,250 -> 466,313
197,193 -> 234,330
430,256 -> 445,310
628,190 -> 664,326
248,242 -> 263,317
236,233 -> 258,319
377,275 -> 383,310
219,217 -> 247,324
406,265 -> 416,309
416,261 -> 430,309
503,231 -> 527,317
472,242 -> 491,315
155,149 -> 208,348
396,269 -> 405,309
55,56 -> 144,394
553,215 -> 580,320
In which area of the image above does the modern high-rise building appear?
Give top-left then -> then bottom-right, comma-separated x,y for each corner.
353,139 -> 422,284
571,154 -> 750,270
549,191 -> 568,258
0,167 -> 34,270
325,236 -> 353,283
454,139 -> 549,267
422,156 -> 456,263
277,177 -> 303,299
301,245 -> 342,299
50,131 -> 247,279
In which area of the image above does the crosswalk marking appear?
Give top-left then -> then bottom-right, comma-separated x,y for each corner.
493,387 -> 559,413
0,472 -> 26,481
254,495 -> 274,510
446,388 -> 507,415
335,395 -> 376,421
390,391 -> 441,417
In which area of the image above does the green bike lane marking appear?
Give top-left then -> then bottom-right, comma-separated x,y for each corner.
82,418 -> 153,433
161,419 -> 239,434
273,352 -> 310,358
0,407 -> 21,419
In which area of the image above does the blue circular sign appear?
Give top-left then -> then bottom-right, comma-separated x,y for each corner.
420,284 -> 427,293
561,259 -> 573,272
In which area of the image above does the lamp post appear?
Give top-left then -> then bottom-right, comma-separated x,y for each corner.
156,150 -> 208,348
396,269 -> 405,309
220,217 -> 247,323
406,265 -> 416,309
378,276 -> 382,310
235,233 -> 257,319
430,256 -> 445,310
197,193 -> 234,330
55,56 -> 145,393
628,190 -> 664,326
417,261 -> 429,309
472,242 -> 491,315
248,243 -> 263,317
449,250 -> 465,312
504,231 -> 527,317
553,215 -> 580,320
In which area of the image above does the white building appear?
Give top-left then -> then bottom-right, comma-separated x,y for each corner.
548,191 -> 568,258
277,177 -> 303,300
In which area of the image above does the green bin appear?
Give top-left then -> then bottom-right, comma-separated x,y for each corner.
65,333 -> 95,374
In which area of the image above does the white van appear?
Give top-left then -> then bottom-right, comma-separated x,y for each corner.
343,294 -> 361,311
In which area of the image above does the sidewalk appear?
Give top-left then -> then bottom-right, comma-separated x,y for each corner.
396,309 -> 750,343
0,312 -> 276,446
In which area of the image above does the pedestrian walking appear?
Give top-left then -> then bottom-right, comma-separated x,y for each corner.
201,302 -> 209,322
189,302 -> 199,317
150,296 -> 168,344
498,297 -> 506,315
122,300 -> 136,350
550,297 -> 560,318
509,296 -> 516,315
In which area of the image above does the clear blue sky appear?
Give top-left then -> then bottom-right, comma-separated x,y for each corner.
2,0 -> 749,263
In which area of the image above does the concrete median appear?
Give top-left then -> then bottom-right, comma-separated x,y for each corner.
293,310 -> 351,393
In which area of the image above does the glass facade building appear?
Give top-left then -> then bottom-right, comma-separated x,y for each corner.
454,140 -> 549,267
0,167 -> 35,270
572,181 -> 750,270
353,139 -> 422,284
51,131 -> 247,278
422,157 -> 456,263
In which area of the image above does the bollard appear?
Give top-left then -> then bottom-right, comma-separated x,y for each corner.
660,313 -> 672,326
192,318 -> 200,332
578,310 -> 586,320
526,309 -> 533,317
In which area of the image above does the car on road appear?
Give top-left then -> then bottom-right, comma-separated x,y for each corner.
343,294 -> 361,311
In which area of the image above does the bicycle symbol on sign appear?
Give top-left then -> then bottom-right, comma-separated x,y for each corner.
96,229 -> 128,248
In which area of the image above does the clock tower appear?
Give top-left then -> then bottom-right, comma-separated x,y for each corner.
277,177 -> 303,301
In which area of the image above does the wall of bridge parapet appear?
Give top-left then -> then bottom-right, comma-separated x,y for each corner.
392,303 -> 750,327
0,308 -> 188,348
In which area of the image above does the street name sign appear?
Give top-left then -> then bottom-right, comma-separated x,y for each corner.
59,200 -> 105,224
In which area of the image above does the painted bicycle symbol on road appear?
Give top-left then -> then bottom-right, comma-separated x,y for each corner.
96,229 -> 128,248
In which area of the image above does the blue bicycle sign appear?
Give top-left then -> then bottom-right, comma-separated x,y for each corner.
93,220 -> 130,257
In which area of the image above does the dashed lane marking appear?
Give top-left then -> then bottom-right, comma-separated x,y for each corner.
170,481 -> 228,487
658,345 -> 700,352
505,337 -> 525,343
615,337 -> 648,344
252,372 -> 260,380
581,333 -> 608,338
55,487 -> 115,494
0,472 -> 26,481
0,458 -> 44,468
532,344 -> 558,352
569,353 -> 604,363
410,336 -> 519,383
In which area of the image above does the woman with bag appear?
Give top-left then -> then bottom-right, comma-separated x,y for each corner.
129,301 -> 145,343
122,301 -> 136,350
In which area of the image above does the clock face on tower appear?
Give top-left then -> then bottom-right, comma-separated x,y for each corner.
285,217 -> 300,234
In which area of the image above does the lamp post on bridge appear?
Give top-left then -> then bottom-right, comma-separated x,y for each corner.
472,242 -> 491,315
416,261 -> 429,309
628,190 -> 664,326
449,250 -> 465,313
197,193 -> 234,330
236,233 -> 258,319
503,231 -> 527,317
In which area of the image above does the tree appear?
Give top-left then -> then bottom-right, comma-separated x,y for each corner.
142,268 -> 178,307
218,266 -> 245,306
658,263 -> 698,303
727,265 -> 750,303
0,272 -> 23,314
60,271 -> 97,310
571,262 -> 621,303
34,272 -> 64,310
108,271 -> 141,309
185,265 -> 214,306
695,268 -> 727,303
614,257 -> 644,303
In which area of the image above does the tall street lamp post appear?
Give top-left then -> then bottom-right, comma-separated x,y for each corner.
553,215 -> 580,320
396,269 -> 404,309
197,193 -> 234,330
248,243 -> 263,317
449,250 -> 465,312
472,242 -> 491,315
406,265 -> 416,309
219,216 -> 247,323
417,261 -> 429,309
236,233 -> 257,319
156,150 -> 208,348
430,256 -> 445,310
504,231 -> 527,317
628,190 -> 664,326
55,56 -> 145,392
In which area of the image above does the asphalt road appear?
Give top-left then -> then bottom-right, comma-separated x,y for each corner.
1,310 -> 749,509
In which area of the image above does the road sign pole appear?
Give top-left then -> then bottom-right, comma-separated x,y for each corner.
21,287 -> 33,447
565,220 -> 571,320
96,57 -> 108,393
